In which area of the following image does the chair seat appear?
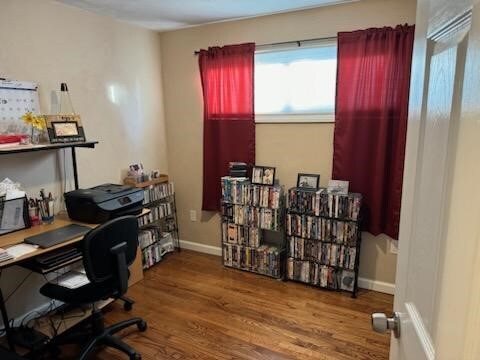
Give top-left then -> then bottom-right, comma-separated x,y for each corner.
40,280 -> 119,305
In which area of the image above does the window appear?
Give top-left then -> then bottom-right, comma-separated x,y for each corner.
255,41 -> 337,123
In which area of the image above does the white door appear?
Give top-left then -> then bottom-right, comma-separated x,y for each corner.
373,0 -> 480,359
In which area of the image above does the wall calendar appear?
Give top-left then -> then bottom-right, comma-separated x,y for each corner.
0,79 -> 40,134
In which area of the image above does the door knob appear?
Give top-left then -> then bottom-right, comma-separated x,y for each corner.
371,312 -> 401,338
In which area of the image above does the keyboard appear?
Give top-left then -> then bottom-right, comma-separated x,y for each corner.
24,224 -> 91,248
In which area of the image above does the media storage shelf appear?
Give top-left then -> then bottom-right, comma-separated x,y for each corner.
221,176 -> 286,280
126,178 -> 180,270
286,187 -> 362,297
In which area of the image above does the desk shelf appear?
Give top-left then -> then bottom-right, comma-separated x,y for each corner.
0,141 -> 98,155
0,141 -> 98,189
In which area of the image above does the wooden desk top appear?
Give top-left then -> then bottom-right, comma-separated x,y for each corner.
0,209 -> 149,268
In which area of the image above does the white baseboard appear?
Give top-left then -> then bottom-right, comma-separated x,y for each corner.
179,240 -> 222,256
357,277 -> 395,295
179,240 -> 395,295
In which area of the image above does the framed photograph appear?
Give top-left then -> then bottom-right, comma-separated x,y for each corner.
43,115 -> 86,143
327,180 -> 349,194
297,173 -> 320,189
252,166 -> 276,185
262,166 -> 275,185
252,166 -> 264,184
52,121 -> 79,137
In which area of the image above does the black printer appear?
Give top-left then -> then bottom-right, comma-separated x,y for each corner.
65,184 -> 144,224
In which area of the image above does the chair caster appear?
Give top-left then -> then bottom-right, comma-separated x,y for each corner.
124,301 -> 133,311
130,353 -> 142,360
137,320 -> 147,332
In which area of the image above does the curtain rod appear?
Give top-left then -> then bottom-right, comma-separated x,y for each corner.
193,36 -> 337,55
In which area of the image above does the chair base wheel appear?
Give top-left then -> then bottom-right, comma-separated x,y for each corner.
131,353 -> 142,360
124,302 -> 133,311
137,320 -> 147,332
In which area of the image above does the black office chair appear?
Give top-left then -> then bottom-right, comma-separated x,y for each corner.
40,216 -> 147,360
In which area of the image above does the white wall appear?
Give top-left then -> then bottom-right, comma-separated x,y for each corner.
0,0 -> 167,322
160,0 -> 416,286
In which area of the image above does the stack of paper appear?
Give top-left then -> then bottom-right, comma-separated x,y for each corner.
6,243 -> 38,258
55,270 -> 90,289
0,248 -> 14,262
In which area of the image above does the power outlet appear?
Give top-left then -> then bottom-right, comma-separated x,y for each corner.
190,210 -> 197,222
390,239 -> 399,254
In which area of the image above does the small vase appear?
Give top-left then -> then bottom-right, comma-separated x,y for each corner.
30,126 -> 40,144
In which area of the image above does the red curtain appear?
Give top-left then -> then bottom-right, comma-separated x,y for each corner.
333,25 -> 415,239
199,43 -> 256,211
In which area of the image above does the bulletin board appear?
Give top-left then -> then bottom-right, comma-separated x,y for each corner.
0,79 -> 40,134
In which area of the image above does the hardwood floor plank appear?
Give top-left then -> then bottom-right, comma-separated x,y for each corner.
59,250 -> 392,359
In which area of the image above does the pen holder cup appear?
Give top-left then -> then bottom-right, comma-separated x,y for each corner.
42,215 -> 55,225
40,199 -> 55,224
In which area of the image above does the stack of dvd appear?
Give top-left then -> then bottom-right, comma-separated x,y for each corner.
220,176 -> 285,279
288,187 -> 361,220
139,230 -> 175,269
229,162 -> 248,178
143,182 -> 174,203
222,244 -> 281,278
221,204 -> 281,230
286,187 -> 362,295
136,181 -> 179,270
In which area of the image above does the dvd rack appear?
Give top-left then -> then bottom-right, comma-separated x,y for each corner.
220,176 -> 286,279
286,187 -> 362,297
132,180 -> 180,270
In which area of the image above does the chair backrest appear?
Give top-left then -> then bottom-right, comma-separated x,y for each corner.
82,216 -> 138,294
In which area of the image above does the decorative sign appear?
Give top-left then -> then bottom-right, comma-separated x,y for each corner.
43,115 -> 86,143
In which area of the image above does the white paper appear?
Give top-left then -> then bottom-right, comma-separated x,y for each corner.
5,190 -> 25,200
6,243 -> 38,258
55,271 -> 90,289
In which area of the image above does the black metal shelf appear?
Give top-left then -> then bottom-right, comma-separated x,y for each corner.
286,234 -> 358,246
285,206 -> 362,298
286,209 -> 360,223
221,200 -> 283,210
0,141 -> 98,190
224,264 -> 283,280
0,141 -> 98,155
221,219 -> 284,232
286,256 -> 356,271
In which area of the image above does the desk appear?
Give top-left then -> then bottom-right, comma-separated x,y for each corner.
0,210 -> 147,352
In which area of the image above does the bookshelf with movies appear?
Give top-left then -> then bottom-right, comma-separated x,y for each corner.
220,165 -> 286,279
125,176 -> 180,270
286,183 -> 362,297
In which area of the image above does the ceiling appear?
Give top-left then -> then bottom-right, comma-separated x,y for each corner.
56,0 -> 356,32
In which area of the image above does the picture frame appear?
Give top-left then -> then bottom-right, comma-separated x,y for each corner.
252,166 -> 276,185
251,166 -> 264,185
43,115 -> 86,143
52,121 -> 80,137
297,173 -> 320,189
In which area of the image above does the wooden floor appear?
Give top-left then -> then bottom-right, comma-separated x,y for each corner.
64,250 -> 393,360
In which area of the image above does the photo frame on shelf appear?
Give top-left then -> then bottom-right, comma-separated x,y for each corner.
252,165 -> 276,185
43,115 -> 86,143
327,179 -> 349,195
252,166 -> 263,184
297,173 -> 320,189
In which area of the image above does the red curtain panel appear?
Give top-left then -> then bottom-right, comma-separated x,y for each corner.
333,25 -> 415,239
199,43 -> 256,211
